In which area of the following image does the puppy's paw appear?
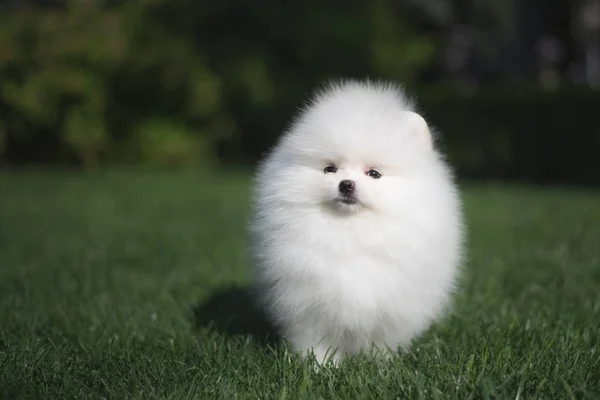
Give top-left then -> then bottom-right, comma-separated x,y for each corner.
303,345 -> 342,371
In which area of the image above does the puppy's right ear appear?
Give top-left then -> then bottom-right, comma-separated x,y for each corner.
403,111 -> 432,150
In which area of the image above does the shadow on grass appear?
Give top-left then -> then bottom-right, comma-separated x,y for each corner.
192,286 -> 280,346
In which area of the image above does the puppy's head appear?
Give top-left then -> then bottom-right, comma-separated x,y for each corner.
258,80 -> 440,216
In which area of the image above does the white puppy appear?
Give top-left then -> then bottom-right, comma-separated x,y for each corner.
249,80 -> 464,365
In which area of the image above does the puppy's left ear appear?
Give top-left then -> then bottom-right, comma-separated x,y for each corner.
403,111 -> 432,150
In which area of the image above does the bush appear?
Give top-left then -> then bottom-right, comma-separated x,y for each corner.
0,0 -> 435,168
0,0 -> 226,167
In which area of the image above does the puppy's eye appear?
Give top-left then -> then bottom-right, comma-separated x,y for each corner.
366,169 -> 382,179
324,165 -> 337,174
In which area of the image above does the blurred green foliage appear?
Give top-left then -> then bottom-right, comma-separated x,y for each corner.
0,0 -> 598,184
0,0 -> 435,168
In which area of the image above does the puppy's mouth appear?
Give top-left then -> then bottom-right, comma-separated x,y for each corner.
335,196 -> 360,206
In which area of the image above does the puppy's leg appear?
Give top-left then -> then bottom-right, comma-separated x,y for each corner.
290,330 -> 342,368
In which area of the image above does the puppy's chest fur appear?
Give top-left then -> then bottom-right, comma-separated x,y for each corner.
269,214 -> 417,328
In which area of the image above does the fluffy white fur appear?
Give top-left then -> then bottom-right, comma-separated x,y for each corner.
249,80 -> 464,365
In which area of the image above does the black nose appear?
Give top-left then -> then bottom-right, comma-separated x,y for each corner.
338,180 -> 355,195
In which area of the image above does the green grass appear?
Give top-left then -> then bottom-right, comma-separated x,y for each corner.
1,171 -> 599,399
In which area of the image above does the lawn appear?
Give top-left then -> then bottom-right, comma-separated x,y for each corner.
1,171 -> 599,399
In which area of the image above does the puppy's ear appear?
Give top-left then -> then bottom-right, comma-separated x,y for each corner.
403,111 -> 432,150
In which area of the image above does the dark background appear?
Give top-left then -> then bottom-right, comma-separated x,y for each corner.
1,0 -> 599,185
